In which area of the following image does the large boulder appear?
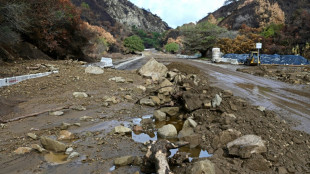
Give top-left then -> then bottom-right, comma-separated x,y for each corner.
158,124 -> 177,138
227,135 -> 267,158
85,66 -> 104,74
187,159 -> 215,174
138,58 -> 168,79
40,136 -> 67,152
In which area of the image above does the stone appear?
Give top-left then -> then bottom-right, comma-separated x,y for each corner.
212,94 -> 222,108
49,111 -> 64,116
227,135 -> 267,159
187,118 -> 198,128
145,79 -> 152,85
73,123 -> 81,127
85,66 -> 104,74
14,147 -> 32,155
257,106 -> 266,112
80,116 -> 93,121
139,98 -> 155,106
73,92 -> 88,98
112,126 -> 132,134
0,123 -> 6,128
31,144 -> 46,153
136,85 -> 146,92
203,100 -> 212,109
126,78 -> 134,83
65,147 -> 74,155
178,127 -> 194,139
150,96 -> 160,105
138,58 -> 168,79
187,159 -> 215,174
160,107 -> 179,116
223,90 -> 233,97
158,93 -> 172,103
27,133 -> 37,140
114,156 -> 134,166
213,129 -> 241,148
277,167 -> 288,174
140,118 -> 153,125
167,71 -> 178,81
105,96 -> 118,104
60,122 -> 71,130
68,152 -> 80,159
154,110 -> 166,121
133,125 -> 143,132
183,92 -> 203,111
124,95 -> 133,100
109,77 -> 126,83
58,130 -> 75,140
40,136 -> 67,152
158,79 -> 174,95
158,124 -> 177,138
70,105 -> 86,111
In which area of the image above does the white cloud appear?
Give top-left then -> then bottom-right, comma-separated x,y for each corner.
129,0 -> 226,28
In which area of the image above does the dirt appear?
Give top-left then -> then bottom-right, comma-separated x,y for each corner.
0,57 -> 310,174
237,65 -> 310,85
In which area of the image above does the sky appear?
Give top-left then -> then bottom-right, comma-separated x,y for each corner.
129,0 -> 226,28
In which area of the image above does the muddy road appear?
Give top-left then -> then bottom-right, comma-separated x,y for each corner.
118,52 -> 310,134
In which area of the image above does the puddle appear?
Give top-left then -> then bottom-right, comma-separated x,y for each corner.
44,152 -> 69,165
110,165 -> 116,171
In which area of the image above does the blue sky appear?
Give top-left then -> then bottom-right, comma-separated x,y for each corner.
129,0 -> 226,28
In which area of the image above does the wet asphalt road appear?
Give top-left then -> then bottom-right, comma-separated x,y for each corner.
116,52 -> 310,133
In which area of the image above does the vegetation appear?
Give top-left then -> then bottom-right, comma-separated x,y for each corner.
132,26 -> 162,49
261,23 -> 283,38
123,35 -> 145,53
164,43 -> 179,53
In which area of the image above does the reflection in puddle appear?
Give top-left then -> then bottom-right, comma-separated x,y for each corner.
132,132 -> 157,143
44,152 -> 68,165
110,165 -> 116,171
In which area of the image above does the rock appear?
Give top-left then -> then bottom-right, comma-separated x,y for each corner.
73,123 -> 81,127
27,133 -> 37,140
0,123 -> 6,128
112,126 -> 132,134
65,147 -> 74,155
80,116 -> 93,121
109,77 -> 126,83
244,155 -> 271,171
160,107 -> 179,116
212,94 -> 222,108
187,118 -> 198,128
31,144 -> 46,153
257,106 -> 266,112
58,130 -> 75,140
133,125 -> 143,132
277,167 -> 288,174
183,92 -> 203,111
145,79 -> 152,85
139,98 -> 155,106
223,90 -> 233,97
150,96 -> 160,105
105,96 -> 118,104
158,93 -> 172,104
140,118 -> 153,125
60,122 -> 71,130
73,92 -> 88,98
203,100 -> 212,109
70,105 -> 86,111
138,58 -> 168,79
85,66 -> 104,74
14,147 -> 32,154
126,78 -> 134,83
178,128 -> 194,139
154,110 -> 166,121
227,135 -> 267,159
158,124 -> 177,138
213,129 -> 241,148
124,95 -> 133,100
187,159 -> 215,174
167,71 -> 178,81
49,111 -> 64,116
136,85 -> 146,92
68,152 -> 80,159
114,156 -> 134,166
40,136 -> 67,152
158,79 -> 174,95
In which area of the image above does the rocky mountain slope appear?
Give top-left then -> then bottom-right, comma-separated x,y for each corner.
199,0 -> 310,30
71,0 -> 170,33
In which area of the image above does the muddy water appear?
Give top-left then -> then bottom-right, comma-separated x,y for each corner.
190,60 -> 310,133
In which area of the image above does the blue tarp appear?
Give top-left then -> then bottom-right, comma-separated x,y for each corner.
223,54 -> 310,65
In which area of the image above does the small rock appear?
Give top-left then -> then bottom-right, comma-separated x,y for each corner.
167,71 -> 178,81
114,156 -> 134,166
49,111 -> 64,116
40,136 -> 67,152
158,79 -> 174,95
73,92 -> 88,98
227,135 -> 267,159
73,123 -> 81,127
70,105 -> 86,111
68,152 -> 80,159
140,118 -> 153,125
203,100 -> 212,109
105,96 -> 118,104
187,159 -> 215,174
14,147 -> 32,155
158,124 -> 177,138
150,96 -> 160,105
124,95 -> 133,100
223,90 -> 233,97
139,98 -> 155,106
136,85 -> 146,92
58,130 -> 75,140
160,107 -> 179,116
154,110 -> 166,121
257,106 -> 266,112
31,144 -> 46,153
145,79 -> 152,85
178,127 -> 194,139
112,126 -> 132,134
85,66 -> 104,74
126,78 -> 134,83
0,123 -> 6,128
80,116 -> 93,121
187,118 -> 198,128
102,102 -> 109,107
133,125 -> 143,132
109,77 -> 125,83
60,122 -> 71,130
212,94 -> 222,108
27,133 -> 37,140
277,167 -> 288,174
65,147 -> 74,155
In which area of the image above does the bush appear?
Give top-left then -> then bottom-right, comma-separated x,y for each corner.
164,43 -> 179,53
123,35 -> 145,53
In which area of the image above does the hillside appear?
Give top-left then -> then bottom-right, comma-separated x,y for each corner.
71,0 -> 170,33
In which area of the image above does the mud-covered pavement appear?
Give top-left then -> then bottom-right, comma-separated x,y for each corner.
0,52 -> 310,174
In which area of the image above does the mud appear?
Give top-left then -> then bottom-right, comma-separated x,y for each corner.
0,54 -> 310,174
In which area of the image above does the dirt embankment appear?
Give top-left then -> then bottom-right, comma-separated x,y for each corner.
237,65 -> 310,85
0,58 -> 309,174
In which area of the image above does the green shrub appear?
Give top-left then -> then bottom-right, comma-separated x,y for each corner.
165,43 -> 179,53
124,35 -> 145,53
261,23 -> 283,38
81,2 -> 90,9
